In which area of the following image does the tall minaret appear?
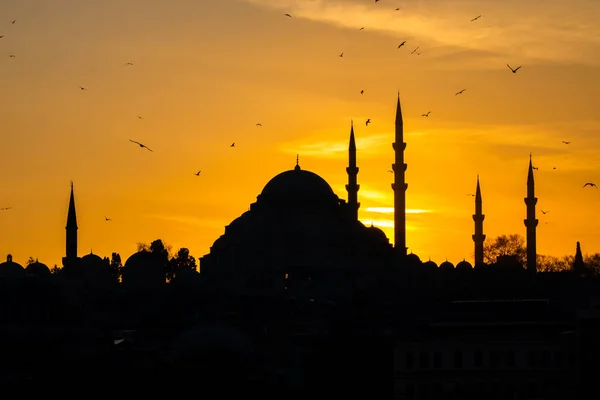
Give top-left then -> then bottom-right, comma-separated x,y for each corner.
472,175 -> 486,266
346,120 -> 360,220
65,181 -> 78,261
524,154 -> 538,275
392,93 -> 407,255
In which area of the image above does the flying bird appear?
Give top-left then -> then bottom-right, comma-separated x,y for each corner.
455,89 -> 466,95
411,47 -> 419,55
124,62 -> 134,66
583,183 -> 597,189
360,90 -> 364,94
359,27 -> 364,31
284,13 -> 292,18
541,210 -> 549,215
562,141 -> 571,144
339,52 -> 344,57
388,170 -> 394,173
79,86 -> 87,90
398,41 -> 406,48
0,207 -> 12,211
532,166 -> 539,170
471,15 -> 482,22
507,64 -> 522,73
365,119 -> 371,126
9,54 -> 15,58
138,116 -> 143,119
129,139 -> 153,152
231,142 -> 235,147
256,123 -> 262,126
10,20 -> 16,24
105,216 -> 112,221
421,111 -> 431,117
466,193 -> 475,197
0,35 -> 3,39
195,170 -> 201,176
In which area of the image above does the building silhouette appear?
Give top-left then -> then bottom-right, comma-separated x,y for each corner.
346,121 -> 360,221
63,181 -> 79,272
472,175 -> 485,267
524,154 -> 538,276
392,93 -> 408,256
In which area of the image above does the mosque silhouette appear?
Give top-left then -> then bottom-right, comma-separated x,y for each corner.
0,95 -> 599,400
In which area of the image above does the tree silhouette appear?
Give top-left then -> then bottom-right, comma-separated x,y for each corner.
26,256 -> 36,266
109,252 -> 122,281
483,234 -> 526,266
50,264 -> 61,274
167,247 -> 197,281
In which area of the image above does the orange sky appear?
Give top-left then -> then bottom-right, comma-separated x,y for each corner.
1,0 -> 600,267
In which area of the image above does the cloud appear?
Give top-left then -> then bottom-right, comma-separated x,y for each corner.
243,0 -> 600,66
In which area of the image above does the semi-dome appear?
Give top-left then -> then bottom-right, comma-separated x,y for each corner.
258,164 -> 337,206
0,254 -> 25,279
25,260 -> 51,278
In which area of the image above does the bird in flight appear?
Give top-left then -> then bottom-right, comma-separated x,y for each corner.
105,216 -> 112,221
583,182 -> 598,189
0,35 -> 3,39
284,13 -> 292,18
0,207 -> 12,211
398,41 -> 406,49
231,142 -> 235,147
124,62 -> 134,66
466,193 -> 475,197
532,166 -> 539,170
421,111 -> 431,117
411,47 -> 419,55
255,123 -> 262,127
360,90 -> 364,94
129,139 -> 153,152
388,170 -> 394,173
359,27 -> 364,31
365,119 -> 371,126
195,170 -> 201,176
455,89 -> 466,95
541,210 -> 549,215
9,54 -> 15,58
79,86 -> 87,91
562,141 -> 571,144
507,64 -> 522,73
339,52 -> 344,57
138,116 -> 143,119
10,20 -> 16,24
471,15 -> 482,22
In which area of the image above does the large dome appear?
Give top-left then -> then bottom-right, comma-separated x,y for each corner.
258,164 -> 337,206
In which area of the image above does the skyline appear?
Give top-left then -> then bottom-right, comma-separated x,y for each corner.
1,0 -> 600,266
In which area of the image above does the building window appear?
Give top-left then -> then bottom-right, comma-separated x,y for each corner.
434,351 -> 442,369
419,351 -> 429,369
474,349 -> 483,367
406,352 -> 415,369
453,350 -> 463,369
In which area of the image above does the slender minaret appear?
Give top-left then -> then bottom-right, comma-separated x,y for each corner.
573,241 -> 585,276
472,175 -> 486,266
392,93 -> 407,255
346,120 -> 360,220
65,181 -> 78,261
524,154 -> 538,275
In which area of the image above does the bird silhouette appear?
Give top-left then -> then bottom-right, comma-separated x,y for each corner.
398,41 -> 406,48
411,47 -> 419,55
533,166 -> 539,170
0,207 -> 12,211
0,35 -> 3,39
388,170 -> 394,173
195,170 -> 201,176
105,216 -> 112,221
359,27 -> 364,31
507,64 -> 522,73
9,54 -> 15,58
231,142 -> 235,147
124,62 -> 134,66
284,13 -> 292,18
138,116 -> 143,119
541,210 -> 549,215
421,111 -> 431,117
256,123 -> 262,126
360,90 -> 364,94
583,183 -> 597,189
455,89 -> 466,95
10,20 -> 16,24
339,52 -> 344,57
466,193 -> 475,197
79,86 -> 87,91
562,141 -> 571,144
365,119 -> 371,126
129,139 -> 153,152
471,15 -> 482,21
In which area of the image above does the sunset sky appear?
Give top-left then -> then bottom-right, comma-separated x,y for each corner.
1,0 -> 600,268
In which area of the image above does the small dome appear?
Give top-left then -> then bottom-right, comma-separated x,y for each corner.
422,260 -> 438,270
25,260 -> 51,278
456,259 -> 473,270
439,261 -> 454,270
0,254 -> 25,279
366,225 -> 388,242
122,250 -> 165,286
406,253 -> 421,265
81,252 -> 104,265
258,166 -> 338,206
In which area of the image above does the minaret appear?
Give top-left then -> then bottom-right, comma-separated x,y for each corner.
573,241 -> 585,276
472,175 -> 486,266
65,181 -> 78,261
392,93 -> 408,255
346,120 -> 360,220
524,154 -> 538,275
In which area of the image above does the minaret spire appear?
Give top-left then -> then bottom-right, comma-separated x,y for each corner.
65,181 -> 78,261
346,120 -> 360,220
472,174 -> 486,266
392,93 -> 408,256
524,154 -> 538,276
